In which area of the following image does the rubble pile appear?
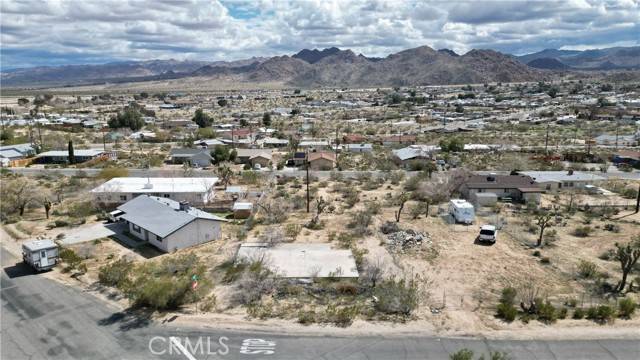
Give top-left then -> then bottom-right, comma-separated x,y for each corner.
385,229 -> 432,253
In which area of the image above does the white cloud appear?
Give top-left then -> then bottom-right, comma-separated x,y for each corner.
0,0 -> 638,68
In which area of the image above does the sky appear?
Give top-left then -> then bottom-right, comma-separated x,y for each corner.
1,0 -> 639,69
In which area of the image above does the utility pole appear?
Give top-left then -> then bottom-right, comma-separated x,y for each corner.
335,125 -> 339,170
615,118 -> 619,150
636,184 -> 640,214
306,149 -> 310,213
544,123 -> 550,155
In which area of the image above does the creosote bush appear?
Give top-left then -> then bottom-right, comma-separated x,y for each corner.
98,253 -> 210,310
373,276 -> 421,316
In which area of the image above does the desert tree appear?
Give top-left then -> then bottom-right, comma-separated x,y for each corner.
1,177 -> 39,217
535,211 -> 553,247
362,257 -> 385,289
257,200 -> 289,225
307,197 -> 332,228
394,191 -> 410,222
216,162 -> 233,189
258,226 -> 285,247
613,237 -> 640,293
43,197 -> 52,219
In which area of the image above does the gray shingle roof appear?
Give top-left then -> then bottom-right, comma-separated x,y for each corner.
117,195 -> 225,238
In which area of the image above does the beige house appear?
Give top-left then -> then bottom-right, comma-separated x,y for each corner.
308,152 -> 336,170
461,174 -> 543,205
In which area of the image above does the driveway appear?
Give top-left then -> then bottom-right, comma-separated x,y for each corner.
50,222 -> 128,245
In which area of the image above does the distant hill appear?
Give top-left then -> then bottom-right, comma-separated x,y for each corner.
438,48 -> 459,57
517,46 -> 640,70
526,57 -> 571,70
2,45 -> 549,88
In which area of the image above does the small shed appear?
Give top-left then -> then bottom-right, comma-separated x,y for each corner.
22,239 -> 58,271
233,202 -> 253,219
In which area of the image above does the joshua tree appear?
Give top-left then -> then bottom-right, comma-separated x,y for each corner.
43,198 -> 52,219
613,237 -> 640,293
394,192 -> 410,223
535,212 -> 553,247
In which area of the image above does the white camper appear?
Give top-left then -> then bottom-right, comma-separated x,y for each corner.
449,199 -> 475,224
22,239 -> 59,271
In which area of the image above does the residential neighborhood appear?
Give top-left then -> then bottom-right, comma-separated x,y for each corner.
1,1 -> 640,359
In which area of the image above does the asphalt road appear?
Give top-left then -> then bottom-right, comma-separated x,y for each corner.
7,166 -> 640,180
2,246 -> 639,360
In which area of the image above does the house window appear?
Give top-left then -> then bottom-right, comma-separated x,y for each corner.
163,194 -> 171,198
478,189 -> 484,193
156,236 -> 162,242
120,195 -> 127,201
132,224 -> 141,232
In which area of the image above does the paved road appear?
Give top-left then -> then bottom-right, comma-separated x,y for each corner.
8,166 -> 640,180
2,246 -> 639,360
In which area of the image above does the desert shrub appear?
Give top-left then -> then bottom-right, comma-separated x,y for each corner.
586,305 -> 615,324
572,226 -> 593,237
380,221 -> 400,234
373,276 -> 420,316
347,209 -> 373,235
229,259 -> 276,306
565,298 -> 578,307
199,295 -> 217,312
558,307 -> 568,319
449,349 -> 474,360
536,301 -> 558,323
125,253 -> 209,310
59,247 -> 83,272
67,200 -> 97,218
284,223 -> 301,239
323,304 -> 358,327
577,260 -> 597,278
573,308 -> 585,319
98,257 -> 133,288
617,298 -> 636,319
297,309 -> 317,325
496,287 -> 517,322
335,281 -> 359,296
603,223 -> 620,233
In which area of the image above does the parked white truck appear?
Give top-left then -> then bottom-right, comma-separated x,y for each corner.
448,199 -> 475,224
22,239 -> 59,271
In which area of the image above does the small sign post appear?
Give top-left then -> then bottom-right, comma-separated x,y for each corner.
191,274 -> 199,314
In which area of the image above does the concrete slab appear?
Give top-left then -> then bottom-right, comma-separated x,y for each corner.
236,243 -> 359,278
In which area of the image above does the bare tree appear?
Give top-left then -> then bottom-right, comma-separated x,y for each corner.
258,226 -> 285,247
614,237 -> 640,293
394,192 -> 410,223
257,200 -> 289,224
535,212 -> 553,247
1,177 -> 38,216
362,257 -> 385,288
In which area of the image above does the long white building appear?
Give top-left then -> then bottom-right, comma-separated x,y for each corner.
91,177 -> 218,206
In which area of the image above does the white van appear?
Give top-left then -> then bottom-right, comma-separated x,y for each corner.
448,199 -> 475,224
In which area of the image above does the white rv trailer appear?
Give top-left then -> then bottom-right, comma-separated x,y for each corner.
448,199 -> 475,224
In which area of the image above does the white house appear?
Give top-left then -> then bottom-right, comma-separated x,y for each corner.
520,171 -> 607,191
117,195 -> 226,252
91,177 -> 218,206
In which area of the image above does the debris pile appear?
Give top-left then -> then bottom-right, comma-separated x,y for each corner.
385,229 -> 431,253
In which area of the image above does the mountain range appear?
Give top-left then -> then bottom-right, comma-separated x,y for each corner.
2,45 -> 638,88
517,46 -> 640,70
